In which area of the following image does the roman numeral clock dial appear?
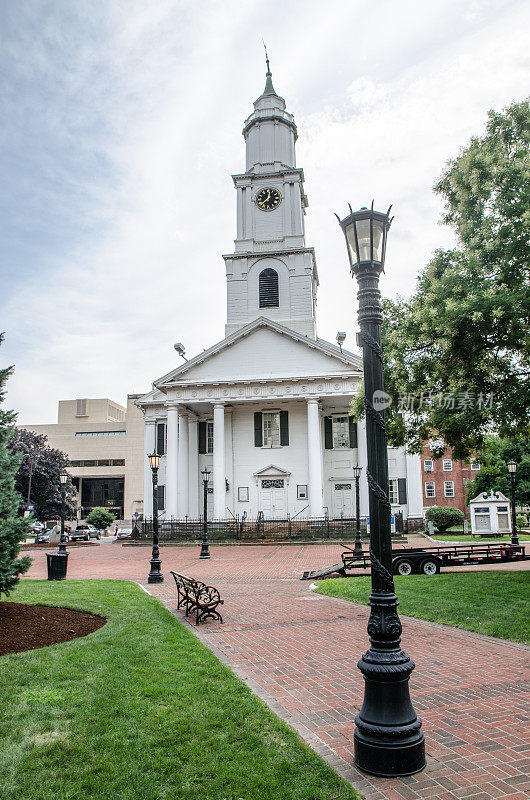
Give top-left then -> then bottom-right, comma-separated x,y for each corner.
255,187 -> 281,211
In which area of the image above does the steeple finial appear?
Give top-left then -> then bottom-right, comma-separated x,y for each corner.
262,40 -> 276,95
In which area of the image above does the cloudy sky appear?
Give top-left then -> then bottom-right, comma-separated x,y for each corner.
1,0 -> 529,424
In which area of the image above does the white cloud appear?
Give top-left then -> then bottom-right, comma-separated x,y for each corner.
1,0 -> 529,423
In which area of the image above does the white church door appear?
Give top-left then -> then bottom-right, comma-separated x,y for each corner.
332,482 -> 354,519
259,478 -> 287,518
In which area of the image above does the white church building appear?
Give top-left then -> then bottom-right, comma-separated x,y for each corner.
137,64 -> 423,527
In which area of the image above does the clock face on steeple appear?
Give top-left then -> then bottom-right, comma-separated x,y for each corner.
255,187 -> 281,211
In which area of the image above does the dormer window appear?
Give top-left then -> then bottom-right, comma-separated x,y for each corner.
259,268 -> 279,308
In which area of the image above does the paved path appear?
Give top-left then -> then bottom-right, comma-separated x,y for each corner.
25,542 -> 530,800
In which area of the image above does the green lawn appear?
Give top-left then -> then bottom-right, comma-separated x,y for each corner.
1,581 -> 359,800
430,533 -> 530,542
316,571 -> 529,644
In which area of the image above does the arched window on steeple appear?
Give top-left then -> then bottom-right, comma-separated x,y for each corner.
259,268 -> 279,308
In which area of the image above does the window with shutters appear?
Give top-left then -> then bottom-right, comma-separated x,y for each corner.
389,479 -> 398,504
259,268 -> 279,308
262,412 -> 280,447
157,485 -> 165,511
206,421 -> 214,453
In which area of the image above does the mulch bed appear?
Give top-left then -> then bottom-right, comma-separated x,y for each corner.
0,603 -> 106,656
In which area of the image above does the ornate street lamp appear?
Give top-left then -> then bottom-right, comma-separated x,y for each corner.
147,452 -> 163,583
353,465 -> 363,554
336,202 -> 425,776
59,471 -> 69,556
200,467 -> 211,559
507,460 -> 519,546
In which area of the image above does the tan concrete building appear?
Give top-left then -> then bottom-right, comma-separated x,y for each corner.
22,396 -> 145,521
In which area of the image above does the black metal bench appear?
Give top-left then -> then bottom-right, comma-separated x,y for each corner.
170,571 -> 224,625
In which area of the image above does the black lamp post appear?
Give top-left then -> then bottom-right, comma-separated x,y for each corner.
200,467 -> 211,559
353,465 -> 363,554
507,460 -> 519,546
337,202 -> 425,777
59,471 -> 69,555
147,452 -> 163,583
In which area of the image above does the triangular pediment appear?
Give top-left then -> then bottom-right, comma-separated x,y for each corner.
253,464 -> 291,478
469,491 -> 510,504
151,318 -> 361,391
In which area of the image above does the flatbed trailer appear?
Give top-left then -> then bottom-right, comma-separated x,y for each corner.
301,541 -> 526,580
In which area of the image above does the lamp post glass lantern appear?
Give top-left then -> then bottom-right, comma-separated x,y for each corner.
59,471 -> 69,555
147,452 -> 163,583
353,465 -> 363,554
200,467 -> 211,559
337,203 -> 425,777
507,460 -> 519,545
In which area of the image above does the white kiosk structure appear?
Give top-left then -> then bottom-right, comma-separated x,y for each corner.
469,491 -> 511,536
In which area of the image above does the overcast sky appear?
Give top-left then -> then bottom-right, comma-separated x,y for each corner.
1,0 -> 529,424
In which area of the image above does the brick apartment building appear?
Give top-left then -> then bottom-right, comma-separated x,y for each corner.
421,441 -> 481,518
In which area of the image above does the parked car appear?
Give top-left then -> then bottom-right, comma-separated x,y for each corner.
116,528 -> 133,539
71,523 -> 100,541
34,530 -> 51,543
31,521 -> 45,532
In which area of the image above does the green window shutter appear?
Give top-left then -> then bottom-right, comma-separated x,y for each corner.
157,485 -> 165,511
198,421 -> 207,454
156,422 -> 166,455
324,416 -> 333,449
280,410 -> 289,446
398,478 -> 407,505
254,412 -> 263,447
349,416 -> 358,448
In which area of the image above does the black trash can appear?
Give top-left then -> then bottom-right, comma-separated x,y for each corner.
46,551 -> 69,580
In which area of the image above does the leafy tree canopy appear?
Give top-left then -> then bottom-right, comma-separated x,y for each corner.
0,333 -> 31,596
382,99 -> 530,459
8,428 -> 76,521
465,435 -> 530,507
86,508 -> 115,531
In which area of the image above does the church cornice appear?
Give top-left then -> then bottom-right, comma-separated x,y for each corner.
222,246 -> 316,261
232,168 -> 304,183
242,114 -> 297,140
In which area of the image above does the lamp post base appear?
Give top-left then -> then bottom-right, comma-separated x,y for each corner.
354,730 -> 425,777
148,557 -> 164,583
199,541 -> 211,559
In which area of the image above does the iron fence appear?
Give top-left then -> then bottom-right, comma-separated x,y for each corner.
136,514 -> 372,542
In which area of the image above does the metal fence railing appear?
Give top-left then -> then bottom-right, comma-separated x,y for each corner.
136,515 -> 372,542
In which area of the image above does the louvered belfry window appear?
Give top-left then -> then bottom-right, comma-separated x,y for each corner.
259,268 -> 279,308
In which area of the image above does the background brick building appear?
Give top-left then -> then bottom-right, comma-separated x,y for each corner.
421,442 -> 481,518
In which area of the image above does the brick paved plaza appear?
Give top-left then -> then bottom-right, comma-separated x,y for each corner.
25,541 -> 530,800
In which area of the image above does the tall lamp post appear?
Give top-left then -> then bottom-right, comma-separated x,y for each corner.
59,472 -> 69,555
200,467 -> 211,559
507,460 -> 519,546
337,203 -> 425,776
147,452 -> 163,583
353,465 -> 363,554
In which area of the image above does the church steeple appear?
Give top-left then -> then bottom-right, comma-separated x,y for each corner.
223,60 -> 318,340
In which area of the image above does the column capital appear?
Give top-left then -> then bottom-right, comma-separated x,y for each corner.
213,401 -> 225,409
307,398 -> 320,405
165,401 -> 180,409
144,417 -> 157,426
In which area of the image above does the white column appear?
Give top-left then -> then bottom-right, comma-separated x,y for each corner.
143,420 -> 156,519
307,399 -> 324,516
213,403 -> 226,519
357,419 -> 369,517
225,408 -> 234,513
406,451 -> 423,520
188,416 -> 199,517
178,411 -> 189,517
165,404 -> 179,518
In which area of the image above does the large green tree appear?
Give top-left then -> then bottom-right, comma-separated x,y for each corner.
465,436 -> 530,507
0,334 -> 31,597
382,99 -> 530,459
8,428 -> 76,520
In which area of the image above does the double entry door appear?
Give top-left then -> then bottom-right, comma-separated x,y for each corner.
259,478 -> 287,518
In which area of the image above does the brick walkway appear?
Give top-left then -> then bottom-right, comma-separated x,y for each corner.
25,542 -> 530,800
